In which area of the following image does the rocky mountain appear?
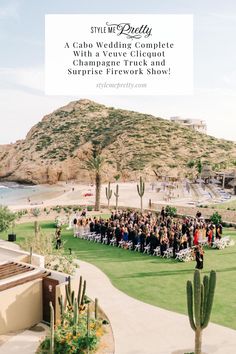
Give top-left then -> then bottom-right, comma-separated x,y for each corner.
0,99 -> 235,184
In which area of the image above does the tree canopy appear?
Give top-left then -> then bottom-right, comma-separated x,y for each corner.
0,206 -> 17,233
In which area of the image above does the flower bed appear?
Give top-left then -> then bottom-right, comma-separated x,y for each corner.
38,308 -> 103,353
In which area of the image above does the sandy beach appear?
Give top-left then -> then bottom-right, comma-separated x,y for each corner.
2,181 -> 234,223
6,181 -> 192,211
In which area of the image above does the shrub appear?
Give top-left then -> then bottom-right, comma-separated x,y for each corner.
16,209 -> 28,218
165,205 -> 177,217
187,160 -> 195,168
22,230 -> 78,275
0,206 -> 16,233
210,211 -> 222,225
55,206 -> 62,214
55,216 -> 68,228
31,208 -> 41,217
87,206 -> 93,212
45,254 -> 78,275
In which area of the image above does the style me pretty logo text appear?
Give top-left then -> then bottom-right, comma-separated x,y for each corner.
90,22 -> 152,39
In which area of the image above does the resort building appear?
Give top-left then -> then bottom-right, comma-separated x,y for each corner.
0,243 -> 79,334
170,116 -> 207,134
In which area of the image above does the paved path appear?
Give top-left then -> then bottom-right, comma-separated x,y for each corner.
0,324 -> 48,354
78,260 -> 236,354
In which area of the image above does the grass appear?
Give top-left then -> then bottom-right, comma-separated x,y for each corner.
1,222 -> 236,330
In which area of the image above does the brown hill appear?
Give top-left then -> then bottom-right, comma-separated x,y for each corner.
0,99 -> 235,184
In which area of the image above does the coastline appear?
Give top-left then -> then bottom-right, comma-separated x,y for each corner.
1,181 -> 235,223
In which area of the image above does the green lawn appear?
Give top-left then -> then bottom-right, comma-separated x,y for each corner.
1,222 -> 236,330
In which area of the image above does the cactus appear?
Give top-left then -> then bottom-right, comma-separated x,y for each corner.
137,177 -> 145,213
73,298 -> 78,326
114,184 -> 119,212
95,298 -> 98,320
105,182 -> 113,209
65,276 -> 75,308
77,275 -> 83,308
186,270 -> 216,354
86,303 -> 90,353
81,280 -> 87,306
58,295 -> 65,324
49,301 -> 55,354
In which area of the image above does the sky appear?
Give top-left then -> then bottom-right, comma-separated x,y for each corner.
0,0 -> 236,144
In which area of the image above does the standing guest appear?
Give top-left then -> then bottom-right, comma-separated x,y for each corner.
180,234 -> 188,249
115,224 -> 121,247
160,236 -> 168,256
100,221 -> 106,242
195,245 -> 204,269
130,226 -> 137,251
107,223 -> 113,245
150,232 -> 158,255
55,228 -> 62,249
194,226 -> 199,246
196,210 -> 202,219
89,218 -> 94,233
160,207 -> 165,221
173,232 -> 179,258
216,224 -> 222,240
81,209 -> 86,217
123,227 -> 129,242
139,230 -> 146,253
207,226 -> 213,246
94,219 -> 101,235
73,217 -> 78,237
188,225 -> 194,247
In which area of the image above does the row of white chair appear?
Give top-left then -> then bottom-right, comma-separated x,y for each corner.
75,231 -> 194,262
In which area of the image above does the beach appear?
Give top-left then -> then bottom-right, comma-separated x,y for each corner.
1,181 -> 235,223
2,181 -> 190,210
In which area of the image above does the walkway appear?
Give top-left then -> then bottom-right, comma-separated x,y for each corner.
78,260 -> 236,354
0,323 -> 48,354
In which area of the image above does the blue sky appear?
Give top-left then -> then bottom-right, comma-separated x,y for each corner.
0,0 -> 236,143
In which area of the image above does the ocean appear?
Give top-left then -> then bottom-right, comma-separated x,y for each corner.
0,182 -> 63,206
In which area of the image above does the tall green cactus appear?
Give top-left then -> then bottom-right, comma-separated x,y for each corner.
95,298 -> 98,320
137,177 -> 145,213
49,301 -> 55,354
81,280 -> 87,306
65,276 -> 75,308
73,299 -> 78,325
77,275 -> 83,308
58,295 -> 65,325
186,270 -> 216,354
114,184 -> 119,212
86,303 -> 90,353
105,182 -> 113,209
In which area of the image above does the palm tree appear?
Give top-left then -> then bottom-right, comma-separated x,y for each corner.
85,154 -> 104,211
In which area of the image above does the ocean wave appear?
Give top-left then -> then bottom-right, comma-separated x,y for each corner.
0,185 -> 9,189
